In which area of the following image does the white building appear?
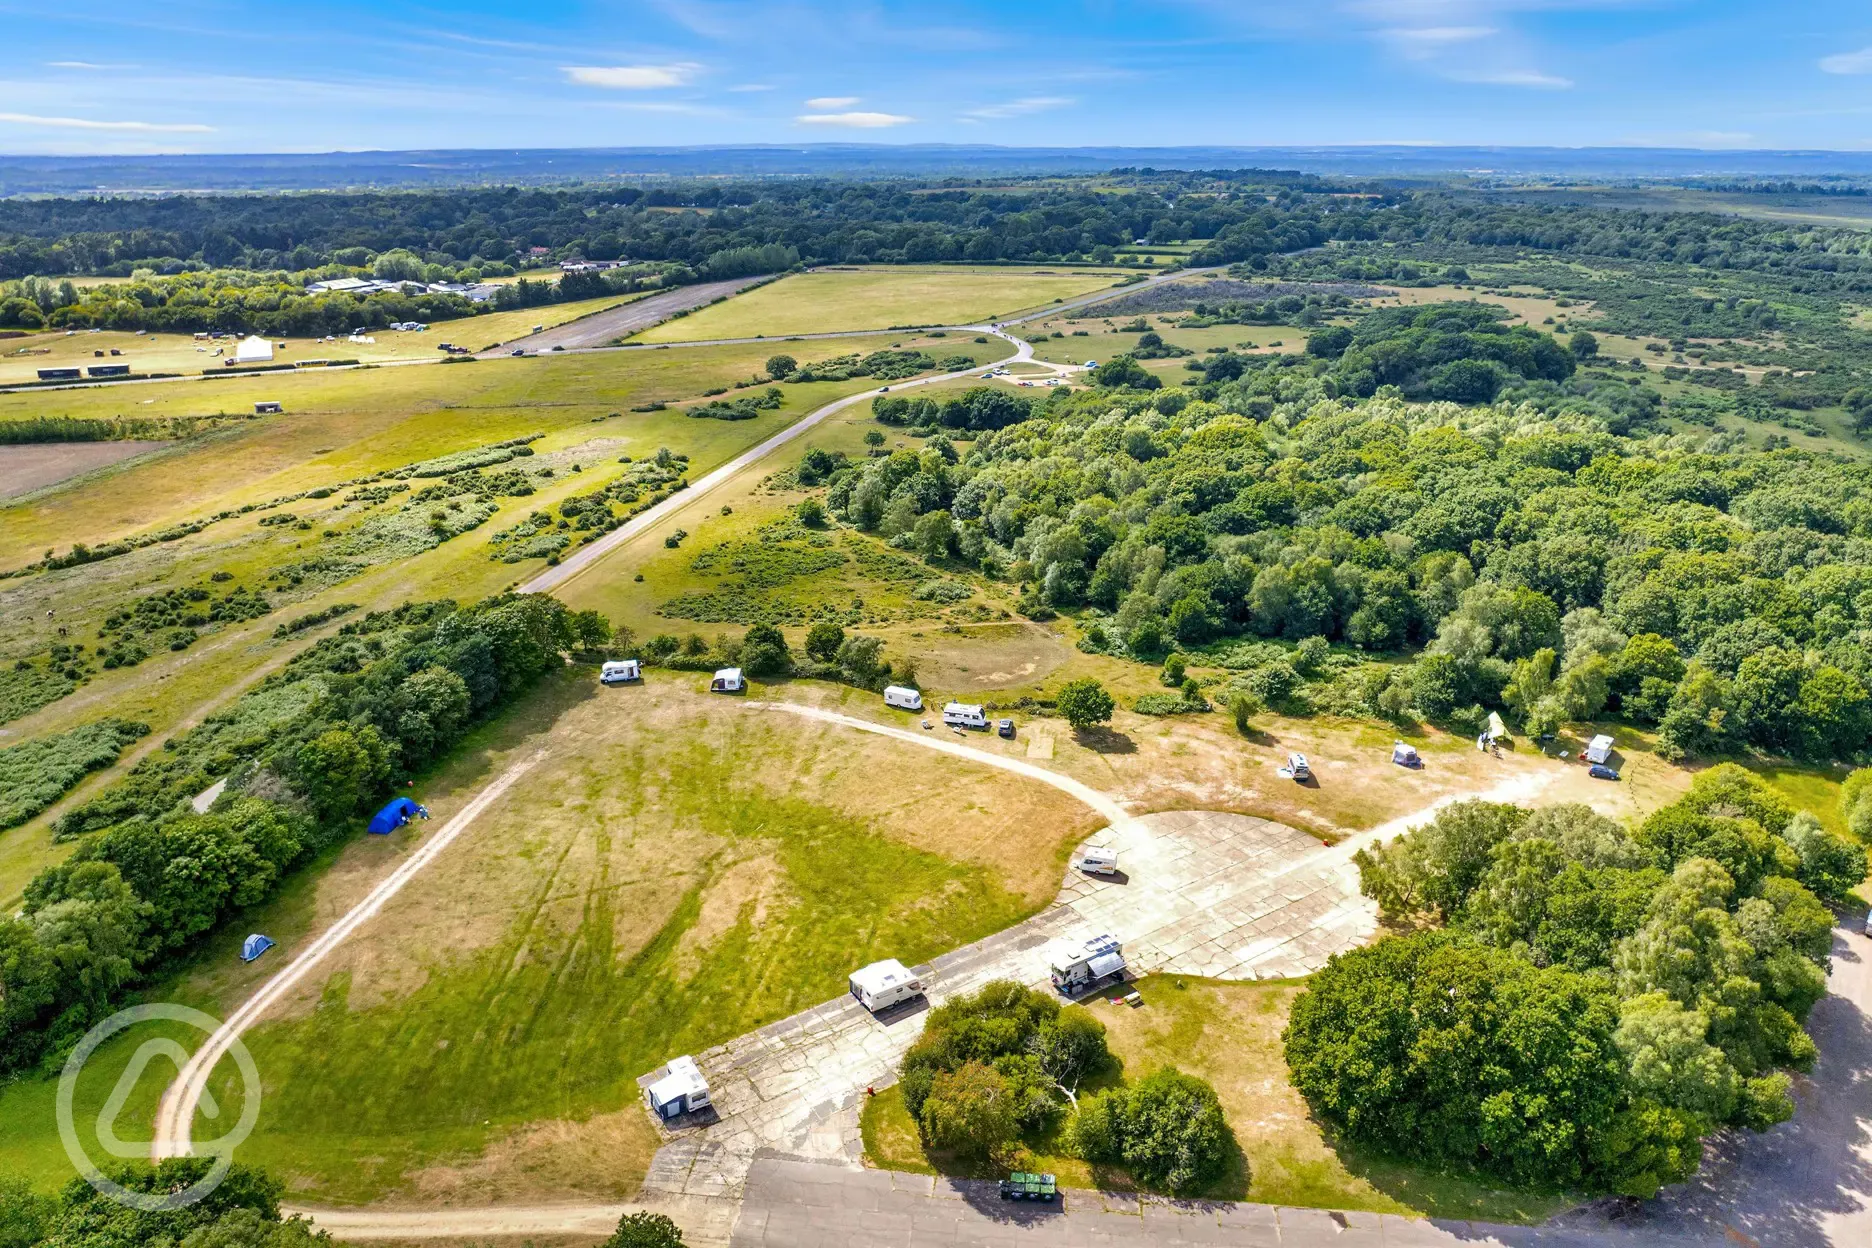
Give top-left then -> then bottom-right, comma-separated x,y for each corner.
233,335 -> 275,364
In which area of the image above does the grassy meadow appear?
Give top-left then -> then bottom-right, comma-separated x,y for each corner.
632,265 -> 1123,342
0,674 -> 1104,1203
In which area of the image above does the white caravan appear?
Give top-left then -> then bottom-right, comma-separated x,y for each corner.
600,659 -> 642,684
942,702 -> 988,729
849,959 -> 924,1014
884,685 -> 924,711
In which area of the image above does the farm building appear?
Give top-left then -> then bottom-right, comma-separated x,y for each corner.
233,335 -> 275,364
254,401 -> 283,414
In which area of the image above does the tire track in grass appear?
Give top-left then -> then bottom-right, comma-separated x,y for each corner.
151,750 -> 546,1160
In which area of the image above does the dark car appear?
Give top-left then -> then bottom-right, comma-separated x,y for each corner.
997,718 -> 1015,738
1589,764 -> 1620,781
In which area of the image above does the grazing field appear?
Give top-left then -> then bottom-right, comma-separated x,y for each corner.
861,975 -> 1573,1224
632,266 -> 1123,342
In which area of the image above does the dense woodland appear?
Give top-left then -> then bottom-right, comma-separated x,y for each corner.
1286,767 -> 1864,1196
834,303 -> 1872,763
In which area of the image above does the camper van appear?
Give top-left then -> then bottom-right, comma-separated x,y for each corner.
884,685 -> 923,711
710,668 -> 745,693
1048,934 -> 1126,996
644,1055 -> 711,1121
1584,734 -> 1616,765
1077,846 -> 1118,876
600,659 -> 642,685
849,959 -> 924,1014
942,702 -> 988,729
1287,753 -> 1311,781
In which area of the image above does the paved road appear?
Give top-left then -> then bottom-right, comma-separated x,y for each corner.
480,276 -> 770,355
151,752 -> 546,1160
518,327 -> 1032,595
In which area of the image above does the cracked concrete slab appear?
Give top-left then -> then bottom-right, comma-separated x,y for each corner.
641,811 -> 1380,1201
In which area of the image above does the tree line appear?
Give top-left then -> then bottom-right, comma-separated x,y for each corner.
0,594 -> 608,1076
1286,766 -> 1863,1196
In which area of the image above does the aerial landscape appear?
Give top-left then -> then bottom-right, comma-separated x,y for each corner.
1,3 -> 1871,1247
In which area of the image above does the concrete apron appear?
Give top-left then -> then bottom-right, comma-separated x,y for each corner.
641,810 -> 1379,1203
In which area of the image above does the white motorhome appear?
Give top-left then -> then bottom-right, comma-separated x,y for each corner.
1585,734 -> 1616,765
849,959 -> 924,1014
644,1055 -> 711,1120
1077,846 -> 1119,876
884,685 -> 924,711
942,702 -> 988,729
600,659 -> 642,684
710,668 -> 745,693
1048,934 -> 1126,996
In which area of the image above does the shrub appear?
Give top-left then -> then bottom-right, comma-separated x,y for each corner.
1071,1069 -> 1230,1194
605,1210 -> 687,1248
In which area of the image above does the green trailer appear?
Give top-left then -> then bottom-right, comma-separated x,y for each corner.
997,1172 -> 1058,1202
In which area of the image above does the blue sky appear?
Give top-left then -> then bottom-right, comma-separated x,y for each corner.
2,0 -> 1871,154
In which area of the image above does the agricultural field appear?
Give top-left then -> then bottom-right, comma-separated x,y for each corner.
631,265 -> 1123,342
0,292 -> 648,385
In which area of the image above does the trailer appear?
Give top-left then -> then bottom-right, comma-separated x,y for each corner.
1584,734 -> 1616,765
998,1172 -> 1057,1202
645,1055 -> 711,1120
1048,934 -> 1126,996
601,659 -> 642,684
710,667 -> 745,693
849,958 -> 924,1014
942,702 -> 988,729
884,685 -> 923,711
1077,846 -> 1118,876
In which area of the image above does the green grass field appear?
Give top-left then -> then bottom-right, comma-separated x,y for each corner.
0,674 -> 1102,1203
632,266 -> 1123,342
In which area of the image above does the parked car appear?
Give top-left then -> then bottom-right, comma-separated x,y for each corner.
1589,764 -> 1620,781
997,718 -> 1015,738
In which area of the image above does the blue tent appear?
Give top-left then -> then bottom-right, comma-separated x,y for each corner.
368,797 -> 422,835
241,934 -> 275,963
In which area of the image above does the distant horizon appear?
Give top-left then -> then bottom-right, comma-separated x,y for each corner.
10,141 -> 1872,197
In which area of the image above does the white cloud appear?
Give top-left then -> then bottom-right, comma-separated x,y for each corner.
1455,68 -> 1573,88
0,111 -> 212,133
805,96 -> 860,109
961,96 -> 1074,120
562,63 -> 702,89
796,110 -> 913,128
1381,25 -> 1495,53
46,60 -> 109,69
1820,46 -> 1872,75
727,82 -> 774,92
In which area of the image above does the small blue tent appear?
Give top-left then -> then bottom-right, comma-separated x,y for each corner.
368,797 -> 422,835
241,934 -> 275,963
